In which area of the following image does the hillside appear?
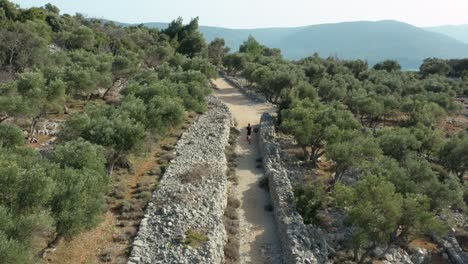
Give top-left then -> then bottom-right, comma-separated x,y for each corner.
141,20 -> 468,69
425,24 -> 468,44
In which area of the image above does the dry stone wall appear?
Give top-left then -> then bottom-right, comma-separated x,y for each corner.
219,71 -> 270,104
259,113 -> 329,264
128,96 -> 233,264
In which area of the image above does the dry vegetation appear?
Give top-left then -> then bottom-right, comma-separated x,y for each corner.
223,126 -> 241,264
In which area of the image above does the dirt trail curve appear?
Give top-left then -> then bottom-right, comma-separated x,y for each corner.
213,78 -> 282,264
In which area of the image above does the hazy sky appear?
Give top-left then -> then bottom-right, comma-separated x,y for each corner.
11,0 -> 468,29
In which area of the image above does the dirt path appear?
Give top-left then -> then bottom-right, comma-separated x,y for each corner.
213,78 -> 282,264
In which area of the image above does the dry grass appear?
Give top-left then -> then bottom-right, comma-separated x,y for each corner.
408,238 -> 438,252
179,163 -> 210,184
224,237 -> 241,263
223,126 -> 241,263
42,212 -> 118,264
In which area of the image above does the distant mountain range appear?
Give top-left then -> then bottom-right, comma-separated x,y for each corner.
121,20 -> 468,70
424,24 -> 468,44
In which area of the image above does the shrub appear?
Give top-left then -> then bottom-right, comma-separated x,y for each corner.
224,207 -> 239,220
158,153 -> 176,164
179,163 -> 209,184
264,203 -> 274,211
134,191 -> 152,201
160,165 -> 168,175
99,248 -> 115,262
258,176 -> 269,190
110,186 -> 125,199
118,200 -> 133,213
224,237 -> 240,262
227,196 -> 241,209
161,144 -> 174,151
124,226 -> 137,237
225,219 -> 239,235
183,229 -> 208,247
113,233 -> 130,243
294,183 -> 325,225
0,124 -> 24,148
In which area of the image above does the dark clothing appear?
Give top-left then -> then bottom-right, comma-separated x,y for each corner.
247,126 -> 252,135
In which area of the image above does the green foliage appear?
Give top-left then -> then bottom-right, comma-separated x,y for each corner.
239,36 -> 264,58
0,0 -> 19,20
0,230 -> 29,264
0,148 -> 55,213
327,132 -> 382,184
0,124 -> 24,148
163,17 -> 206,58
144,44 -> 173,68
112,54 -> 137,80
334,176 -> 403,260
402,99 -> 446,126
50,167 -> 107,237
0,2 -> 217,261
439,132 -> 468,181
62,50 -> 113,97
223,53 -> 247,75
50,139 -> 106,174
44,3 -> 60,14
84,108 -> 146,154
208,38 -> 229,66
0,21 -> 49,71
373,60 -> 401,72
401,193 -> 447,239
420,58 -> 451,77
294,183 -> 326,224
377,128 -> 421,161
281,100 -> 360,166
145,96 -> 185,133
57,113 -> 90,142
183,57 -> 217,79
63,25 -> 96,50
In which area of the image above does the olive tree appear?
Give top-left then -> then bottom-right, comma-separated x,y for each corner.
281,100 -> 360,167
439,132 -> 468,182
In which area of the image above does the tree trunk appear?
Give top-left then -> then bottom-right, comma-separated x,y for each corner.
310,147 -> 323,168
353,247 -> 361,262
8,48 -> 15,67
102,79 -> 119,100
29,116 -> 39,137
302,146 -> 310,162
358,247 -> 374,264
101,86 -> 113,100
333,170 -> 345,185
39,235 -> 62,259
63,104 -> 69,115
107,152 -> 121,176
0,116 -> 10,123
459,170 -> 466,183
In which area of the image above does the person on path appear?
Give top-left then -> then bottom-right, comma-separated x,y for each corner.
246,123 -> 252,144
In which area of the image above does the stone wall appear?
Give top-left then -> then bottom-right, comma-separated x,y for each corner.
259,113 -> 328,264
219,71 -> 270,104
128,96 -> 233,264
